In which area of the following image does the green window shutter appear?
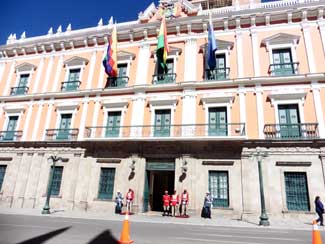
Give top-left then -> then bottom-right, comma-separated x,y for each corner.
209,171 -> 229,208
278,104 -> 300,138
105,111 -> 121,137
17,74 -> 29,95
154,109 -> 171,137
166,59 -> 174,74
4,116 -> 18,141
98,168 -> 115,200
57,114 -> 72,140
284,172 -> 310,211
272,49 -> 294,75
66,69 -> 80,91
208,107 -> 227,136
0,165 -> 7,190
50,166 -> 63,196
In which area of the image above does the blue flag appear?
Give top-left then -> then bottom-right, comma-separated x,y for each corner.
207,20 -> 217,70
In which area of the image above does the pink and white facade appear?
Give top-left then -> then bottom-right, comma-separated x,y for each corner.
0,0 -> 325,220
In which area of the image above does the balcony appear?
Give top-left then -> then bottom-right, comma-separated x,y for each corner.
85,123 -> 245,139
10,86 -> 29,96
45,129 -> 79,141
205,68 -> 230,81
269,62 -> 299,76
152,73 -> 176,85
0,130 -> 23,141
105,76 -> 129,88
61,81 -> 81,92
264,123 -> 318,140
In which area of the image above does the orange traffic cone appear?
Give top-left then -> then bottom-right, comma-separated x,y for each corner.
312,220 -> 323,244
119,212 -> 134,244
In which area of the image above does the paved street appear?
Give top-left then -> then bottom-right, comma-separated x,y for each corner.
0,213 -> 321,244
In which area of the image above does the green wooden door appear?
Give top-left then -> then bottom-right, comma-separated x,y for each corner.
272,49 -> 293,75
278,104 -> 300,138
208,107 -> 227,136
98,168 -> 115,200
0,165 -> 7,190
57,114 -> 72,140
66,69 -> 80,91
105,111 -> 121,137
16,74 -> 29,95
50,166 -> 63,196
4,116 -> 18,140
154,110 -> 171,137
209,171 -> 229,208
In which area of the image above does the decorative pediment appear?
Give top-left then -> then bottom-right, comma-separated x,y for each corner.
55,102 -> 79,110
151,46 -> 182,57
15,62 -> 36,73
117,51 -> 135,62
63,56 -> 89,67
200,40 -> 234,52
261,33 -> 300,46
147,96 -> 178,106
102,99 -> 129,108
201,94 -> 234,105
267,90 -> 307,106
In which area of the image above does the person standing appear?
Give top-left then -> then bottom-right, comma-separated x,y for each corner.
115,190 -> 124,214
162,190 -> 171,216
179,189 -> 189,216
315,196 -> 324,226
202,191 -> 213,219
170,190 -> 179,217
125,188 -> 134,213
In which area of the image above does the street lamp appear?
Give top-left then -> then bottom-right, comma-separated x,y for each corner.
42,153 -> 62,214
252,147 -> 270,226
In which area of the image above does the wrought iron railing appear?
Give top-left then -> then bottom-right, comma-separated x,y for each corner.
205,68 -> 230,80
0,130 -> 23,141
105,76 -> 129,88
61,81 -> 81,91
10,86 -> 29,95
264,123 -> 318,139
152,73 -> 177,85
85,123 -> 245,139
269,62 -> 299,76
45,129 -> 79,141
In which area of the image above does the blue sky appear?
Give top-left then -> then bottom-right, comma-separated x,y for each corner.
0,0 -> 158,45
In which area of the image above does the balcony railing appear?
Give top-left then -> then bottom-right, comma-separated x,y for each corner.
105,76 -> 129,88
152,73 -> 176,85
269,62 -> 299,76
264,123 -> 318,140
10,86 -> 29,96
205,68 -> 230,80
61,81 -> 81,92
85,123 -> 245,139
45,129 -> 79,141
0,130 -> 23,141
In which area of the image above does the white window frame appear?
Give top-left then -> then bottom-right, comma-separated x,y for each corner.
214,49 -> 230,70
117,61 -> 131,78
267,43 -> 298,67
54,102 -> 79,131
64,65 -> 84,83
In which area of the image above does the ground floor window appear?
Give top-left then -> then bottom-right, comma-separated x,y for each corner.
0,165 -> 7,190
284,172 -> 310,211
98,168 -> 115,200
50,166 -> 63,196
209,171 -> 229,208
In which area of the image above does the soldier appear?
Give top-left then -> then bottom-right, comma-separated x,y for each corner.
170,190 -> 179,217
179,189 -> 189,216
162,190 -> 170,216
115,190 -> 124,214
125,188 -> 134,213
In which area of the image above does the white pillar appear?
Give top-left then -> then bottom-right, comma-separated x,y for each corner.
91,96 -> 101,137
311,82 -> 325,138
42,56 -> 55,93
78,97 -> 89,140
32,57 -> 45,93
181,89 -> 196,136
184,38 -> 197,81
135,44 -> 150,85
87,50 -> 97,89
301,23 -> 316,73
255,85 -> 264,139
51,54 -> 64,92
22,101 -> 34,141
42,100 -> 54,140
97,48 -> 107,88
250,28 -> 260,77
235,31 -> 244,78
32,100 -> 44,141
3,61 -> 16,96
130,93 -> 146,136
318,20 -> 325,59
238,86 -> 246,135
0,62 -> 6,86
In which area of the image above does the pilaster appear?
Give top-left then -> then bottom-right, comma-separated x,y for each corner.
301,23 -> 316,73
135,43 -> 151,85
184,38 -> 197,81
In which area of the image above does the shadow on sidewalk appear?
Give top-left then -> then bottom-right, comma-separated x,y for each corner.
17,226 -> 71,244
87,230 -> 118,244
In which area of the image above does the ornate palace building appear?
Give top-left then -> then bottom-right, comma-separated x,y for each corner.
0,0 -> 325,221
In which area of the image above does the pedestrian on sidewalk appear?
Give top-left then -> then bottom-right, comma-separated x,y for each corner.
201,191 -> 213,219
170,190 -> 179,217
115,190 -> 124,214
162,190 -> 171,216
179,189 -> 189,216
315,196 -> 324,226
125,188 -> 134,213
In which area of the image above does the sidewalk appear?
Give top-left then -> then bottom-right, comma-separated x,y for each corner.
0,207 -> 320,231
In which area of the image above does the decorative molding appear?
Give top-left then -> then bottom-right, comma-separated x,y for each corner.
276,161 -> 311,167
15,62 -> 36,72
3,105 -> 25,113
55,102 -> 79,110
202,160 -> 234,166
63,56 -> 89,67
96,158 -> 121,164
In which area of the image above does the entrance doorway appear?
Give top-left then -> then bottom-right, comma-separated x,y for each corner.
143,162 -> 175,212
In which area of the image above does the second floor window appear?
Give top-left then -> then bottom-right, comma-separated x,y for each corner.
105,111 -> 121,137
206,54 -> 228,80
11,74 -> 29,95
154,109 -> 171,137
154,58 -> 176,85
3,116 -> 19,141
62,69 -> 81,91
278,104 -> 300,138
208,107 -> 227,136
56,114 -> 72,140
271,49 -> 296,76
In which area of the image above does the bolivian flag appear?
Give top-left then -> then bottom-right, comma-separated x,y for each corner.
103,24 -> 118,77
156,16 -> 170,75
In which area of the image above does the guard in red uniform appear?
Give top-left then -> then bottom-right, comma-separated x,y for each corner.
170,190 -> 179,217
162,190 -> 170,216
125,188 -> 134,213
179,189 -> 189,216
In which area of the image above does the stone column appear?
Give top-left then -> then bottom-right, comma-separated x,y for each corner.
184,38 -> 197,81
51,54 -> 64,92
235,31 -> 244,78
3,61 -> 16,96
78,97 -> 89,140
238,86 -> 246,135
32,100 -> 44,141
86,50 -> 97,89
42,56 -> 55,93
302,23 -> 316,73
181,89 -> 196,136
250,28 -> 260,77
130,92 -> 146,137
135,43 -> 150,85
32,57 -> 45,93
